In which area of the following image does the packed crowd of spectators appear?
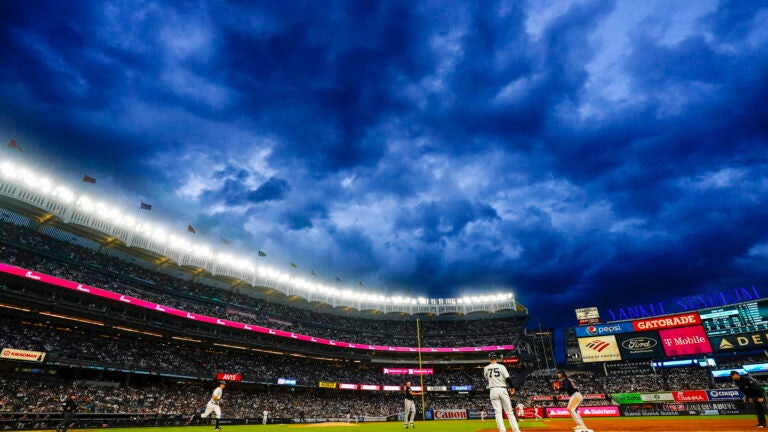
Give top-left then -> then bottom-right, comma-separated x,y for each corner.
1,310 -> 756,398
0,315 -> 488,388
0,373 -> 402,419
1,214 -> 765,424
0,218 -> 525,349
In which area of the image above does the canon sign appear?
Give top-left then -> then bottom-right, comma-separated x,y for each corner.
434,410 -> 467,420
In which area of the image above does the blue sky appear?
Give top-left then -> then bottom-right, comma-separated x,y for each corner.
1,0 -> 767,332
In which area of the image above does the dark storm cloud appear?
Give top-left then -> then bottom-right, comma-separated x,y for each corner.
395,199 -> 499,245
1,0 -> 767,333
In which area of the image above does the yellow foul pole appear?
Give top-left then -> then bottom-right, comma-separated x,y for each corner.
417,318 -> 426,420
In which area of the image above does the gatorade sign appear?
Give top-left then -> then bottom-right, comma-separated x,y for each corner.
633,313 -> 701,331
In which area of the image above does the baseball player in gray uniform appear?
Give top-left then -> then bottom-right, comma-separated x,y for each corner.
555,370 -> 590,432
200,381 -> 226,431
483,352 -> 521,432
403,380 -> 421,428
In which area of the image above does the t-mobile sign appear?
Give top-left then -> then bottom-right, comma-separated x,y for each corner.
659,326 -> 712,356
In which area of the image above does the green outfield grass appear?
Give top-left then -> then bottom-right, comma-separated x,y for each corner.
20,416 -> 758,432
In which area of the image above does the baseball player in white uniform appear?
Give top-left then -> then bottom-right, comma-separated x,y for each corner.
200,381 -> 226,431
515,402 -> 525,422
483,352 -> 521,432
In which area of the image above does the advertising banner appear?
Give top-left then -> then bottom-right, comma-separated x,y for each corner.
0,348 -> 46,363
577,335 -> 622,362
318,381 -> 337,389
383,368 -> 434,375
521,407 -> 543,419
658,326 -> 712,356
426,386 -> 447,392
640,392 -> 675,403
575,307 -> 601,325
671,390 -> 708,403
530,395 -> 554,402
216,373 -> 242,382
545,406 -> 620,418
433,409 -> 467,420
611,393 -> 643,405
706,389 -> 744,401
710,331 -> 768,352
616,331 -> 665,360
633,313 -> 701,331
466,409 -> 483,420
575,322 -> 635,338
745,363 -> 768,373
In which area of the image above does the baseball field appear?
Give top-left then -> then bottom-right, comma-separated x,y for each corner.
25,416 -> 763,432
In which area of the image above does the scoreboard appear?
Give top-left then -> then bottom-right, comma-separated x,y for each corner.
699,299 -> 768,336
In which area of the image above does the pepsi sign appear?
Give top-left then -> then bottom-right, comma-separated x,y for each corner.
575,322 -> 634,338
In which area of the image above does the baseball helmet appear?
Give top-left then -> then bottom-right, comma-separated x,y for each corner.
219,380 -> 227,385
488,352 -> 498,360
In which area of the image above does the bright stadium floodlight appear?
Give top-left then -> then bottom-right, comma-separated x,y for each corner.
232,258 -> 250,271
0,161 -> 15,179
50,186 -> 74,203
149,227 -> 166,242
191,244 -> 211,258
115,213 -> 137,228
217,253 -> 231,264
76,195 -> 95,212
36,176 -> 54,194
18,167 -> 38,187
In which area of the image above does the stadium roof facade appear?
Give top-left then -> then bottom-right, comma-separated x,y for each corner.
0,159 -> 527,319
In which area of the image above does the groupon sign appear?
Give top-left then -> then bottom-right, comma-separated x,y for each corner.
615,332 -> 665,360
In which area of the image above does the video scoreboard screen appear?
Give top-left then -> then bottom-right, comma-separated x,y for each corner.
700,299 -> 768,336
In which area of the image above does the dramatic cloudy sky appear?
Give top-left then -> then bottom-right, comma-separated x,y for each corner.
1,0 -> 767,331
